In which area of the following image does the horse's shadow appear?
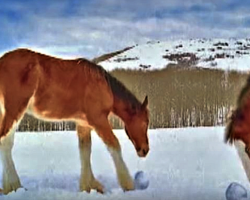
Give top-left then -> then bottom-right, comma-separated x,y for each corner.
18,173 -> 120,193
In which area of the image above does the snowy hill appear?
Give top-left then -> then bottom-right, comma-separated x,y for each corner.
100,39 -> 250,72
1,127 -> 249,200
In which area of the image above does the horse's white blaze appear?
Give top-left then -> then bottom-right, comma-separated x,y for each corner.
108,147 -> 134,190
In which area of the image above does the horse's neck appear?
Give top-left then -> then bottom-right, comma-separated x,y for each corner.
112,97 -> 131,122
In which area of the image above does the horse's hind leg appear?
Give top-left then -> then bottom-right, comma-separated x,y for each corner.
0,98 -> 30,194
90,115 -> 134,191
77,125 -> 104,193
0,125 -> 21,194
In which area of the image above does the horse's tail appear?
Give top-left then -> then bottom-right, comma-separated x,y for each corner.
225,119 -> 235,144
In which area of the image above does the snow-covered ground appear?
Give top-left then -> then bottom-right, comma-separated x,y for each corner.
100,39 -> 250,72
0,127 -> 249,200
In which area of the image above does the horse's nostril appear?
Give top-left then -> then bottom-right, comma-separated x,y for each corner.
137,146 -> 149,157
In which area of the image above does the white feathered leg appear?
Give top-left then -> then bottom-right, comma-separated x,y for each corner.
108,147 -> 134,191
77,126 -> 104,193
92,117 -> 134,192
0,128 -> 21,194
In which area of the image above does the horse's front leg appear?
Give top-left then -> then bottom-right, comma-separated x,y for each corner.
77,125 -> 104,193
92,117 -> 135,191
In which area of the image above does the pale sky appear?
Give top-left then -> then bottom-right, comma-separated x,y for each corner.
1,0 -> 250,58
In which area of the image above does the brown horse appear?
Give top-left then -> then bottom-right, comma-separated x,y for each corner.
225,76 -> 250,181
225,76 -> 250,154
0,48 -> 149,194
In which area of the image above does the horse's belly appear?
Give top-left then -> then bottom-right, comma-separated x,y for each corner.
26,97 -> 87,123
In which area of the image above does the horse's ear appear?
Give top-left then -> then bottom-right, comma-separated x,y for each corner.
141,96 -> 148,110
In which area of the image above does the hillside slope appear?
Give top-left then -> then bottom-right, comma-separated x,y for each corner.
100,39 -> 250,72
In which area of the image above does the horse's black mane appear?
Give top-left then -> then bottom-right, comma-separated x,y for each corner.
105,71 -> 141,108
78,58 -> 141,109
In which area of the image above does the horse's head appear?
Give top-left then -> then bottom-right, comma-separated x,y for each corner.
226,103 -> 250,158
125,96 -> 149,157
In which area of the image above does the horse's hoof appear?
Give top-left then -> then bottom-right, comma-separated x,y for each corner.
0,185 -> 23,195
80,179 -> 104,194
2,181 -> 22,195
123,187 -> 135,192
121,183 -> 135,192
81,186 -> 104,194
119,177 -> 135,192
82,187 -> 91,193
97,188 -> 104,194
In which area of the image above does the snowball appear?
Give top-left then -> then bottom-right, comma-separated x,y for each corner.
226,182 -> 247,200
134,171 -> 149,190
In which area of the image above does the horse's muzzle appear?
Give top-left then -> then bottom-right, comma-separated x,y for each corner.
137,145 -> 149,157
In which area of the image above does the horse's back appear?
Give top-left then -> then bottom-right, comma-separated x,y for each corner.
0,48 -> 114,124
